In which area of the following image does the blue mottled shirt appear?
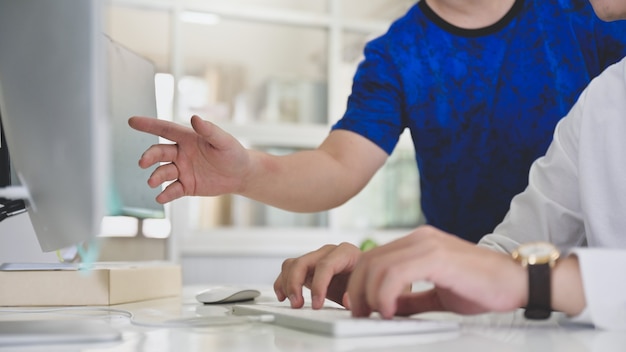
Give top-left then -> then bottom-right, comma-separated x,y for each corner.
332,0 -> 626,242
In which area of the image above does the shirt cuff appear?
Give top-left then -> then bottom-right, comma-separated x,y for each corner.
568,248 -> 626,330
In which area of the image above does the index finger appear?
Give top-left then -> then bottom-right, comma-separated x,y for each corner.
274,245 -> 337,308
128,116 -> 192,143
309,242 -> 360,309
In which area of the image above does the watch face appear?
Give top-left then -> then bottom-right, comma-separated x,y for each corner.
515,242 -> 560,265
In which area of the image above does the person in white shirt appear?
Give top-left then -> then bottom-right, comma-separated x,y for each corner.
273,0 -> 626,330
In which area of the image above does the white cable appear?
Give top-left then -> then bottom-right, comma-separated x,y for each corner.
0,307 -> 275,329
135,314 -> 275,328
0,186 -> 29,200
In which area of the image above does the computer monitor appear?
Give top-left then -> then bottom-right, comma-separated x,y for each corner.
0,0 -> 166,255
0,0 -> 108,252
106,36 -> 165,219
0,116 -> 10,188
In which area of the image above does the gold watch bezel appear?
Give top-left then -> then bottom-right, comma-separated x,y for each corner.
512,241 -> 560,267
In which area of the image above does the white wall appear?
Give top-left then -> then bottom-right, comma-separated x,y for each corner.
182,256 -> 283,285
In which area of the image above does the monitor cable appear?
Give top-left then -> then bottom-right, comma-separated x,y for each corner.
0,307 -> 275,329
0,185 -> 28,222
0,197 -> 26,222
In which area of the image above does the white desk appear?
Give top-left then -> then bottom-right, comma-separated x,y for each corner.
0,285 -> 623,352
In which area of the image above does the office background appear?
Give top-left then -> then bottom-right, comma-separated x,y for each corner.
0,0 -> 423,285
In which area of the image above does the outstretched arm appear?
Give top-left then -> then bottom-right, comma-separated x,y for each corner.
128,115 -> 388,212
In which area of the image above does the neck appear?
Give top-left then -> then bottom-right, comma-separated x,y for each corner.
424,0 -> 517,29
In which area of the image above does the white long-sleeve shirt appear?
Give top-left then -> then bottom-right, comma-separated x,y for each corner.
478,57 -> 626,330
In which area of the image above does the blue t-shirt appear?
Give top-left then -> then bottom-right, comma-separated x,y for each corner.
332,0 -> 626,242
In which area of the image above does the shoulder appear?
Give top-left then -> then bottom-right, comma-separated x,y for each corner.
353,4 -> 424,77
563,57 -> 626,125
582,58 -> 626,105
364,4 -> 423,54
561,57 -> 626,160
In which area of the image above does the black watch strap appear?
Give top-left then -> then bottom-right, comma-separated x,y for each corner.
524,262 -> 552,320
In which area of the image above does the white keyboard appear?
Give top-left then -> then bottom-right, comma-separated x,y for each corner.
232,304 -> 459,337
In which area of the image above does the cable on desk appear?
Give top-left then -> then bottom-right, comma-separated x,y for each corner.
0,307 -> 274,328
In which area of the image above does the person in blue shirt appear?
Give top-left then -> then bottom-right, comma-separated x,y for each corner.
129,0 -> 626,243
273,0 -> 626,331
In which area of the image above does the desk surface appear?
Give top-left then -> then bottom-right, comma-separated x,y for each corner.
0,285 -> 623,352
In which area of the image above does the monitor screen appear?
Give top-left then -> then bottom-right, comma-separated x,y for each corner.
0,0 -> 165,254
106,36 -> 164,219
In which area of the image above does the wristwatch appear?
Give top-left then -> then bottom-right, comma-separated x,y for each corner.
512,242 -> 560,320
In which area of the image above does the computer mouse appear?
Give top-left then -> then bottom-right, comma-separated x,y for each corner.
195,286 -> 261,304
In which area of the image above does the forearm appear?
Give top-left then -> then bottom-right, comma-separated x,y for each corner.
480,242 -> 586,316
237,130 -> 387,212
240,149 -> 362,212
551,255 -> 586,316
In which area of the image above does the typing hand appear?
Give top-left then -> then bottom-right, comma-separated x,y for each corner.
274,243 -> 362,309
347,225 -> 527,319
128,115 -> 251,204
